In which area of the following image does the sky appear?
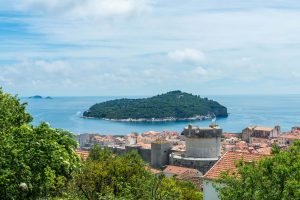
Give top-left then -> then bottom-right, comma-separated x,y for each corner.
0,0 -> 300,96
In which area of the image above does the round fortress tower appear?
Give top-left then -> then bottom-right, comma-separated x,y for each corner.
182,124 -> 222,158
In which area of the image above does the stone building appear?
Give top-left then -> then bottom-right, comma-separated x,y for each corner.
242,125 -> 281,143
75,133 -> 96,148
169,124 -> 222,174
278,127 -> 300,146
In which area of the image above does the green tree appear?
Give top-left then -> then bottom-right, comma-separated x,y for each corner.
0,88 -> 32,132
75,147 -> 151,200
74,146 -> 202,200
147,174 -> 202,200
217,141 -> 300,200
0,88 -> 80,199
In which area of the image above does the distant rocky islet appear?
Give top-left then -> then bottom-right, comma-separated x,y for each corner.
29,95 -> 53,99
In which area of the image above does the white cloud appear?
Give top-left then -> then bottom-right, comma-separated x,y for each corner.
17,0 -> 151,19
167,48 -> 205,62
191,66 -> 207,76
0,60 -> 73,85
0,58 -> 218,95
35,60 -> 72,75
2,0 -> 300,95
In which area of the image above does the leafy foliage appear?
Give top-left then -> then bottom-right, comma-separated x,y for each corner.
149,174 -> 203,200
216,142 -> 300,200
84,90 -> 228,119
0,88 -> 32,132
0,88 -> 80,199
73,145 -> 202,200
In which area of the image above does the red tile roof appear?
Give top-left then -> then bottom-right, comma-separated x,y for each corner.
204,151 -> 266,180
253,147 -> 272,155
75,149 -> 89,160
279,133 -> 300,140
246,126 -> 273,132
177,170 -> 203,190
223,133 -> 239,138
163,166 -> 202,190
163,165 -> 201,176
253,126 -> 273,132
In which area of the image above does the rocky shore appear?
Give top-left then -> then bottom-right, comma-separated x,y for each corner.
81,115 -> 213,122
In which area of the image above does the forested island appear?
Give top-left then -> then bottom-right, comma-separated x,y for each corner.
83,91 -> 228,122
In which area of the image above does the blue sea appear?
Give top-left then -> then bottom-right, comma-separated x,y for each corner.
21,95 -> 300,135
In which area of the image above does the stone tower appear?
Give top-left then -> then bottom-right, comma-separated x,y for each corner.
169,124 -> 222,174
182,124 -> 222,158
151,139 -> 171,169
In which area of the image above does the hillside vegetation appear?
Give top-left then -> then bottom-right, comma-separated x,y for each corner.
83,90 -> 228,120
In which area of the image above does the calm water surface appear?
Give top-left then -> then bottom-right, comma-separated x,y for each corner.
21,95 -> 300,135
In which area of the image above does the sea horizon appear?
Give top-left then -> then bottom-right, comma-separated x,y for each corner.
20,93 -> 300,98
20,94 -> 300,135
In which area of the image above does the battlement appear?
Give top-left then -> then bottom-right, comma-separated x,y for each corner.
182,124 -> 222,138
152,138 -> 169,144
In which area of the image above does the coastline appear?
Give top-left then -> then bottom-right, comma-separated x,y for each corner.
81,115 -> 213,122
